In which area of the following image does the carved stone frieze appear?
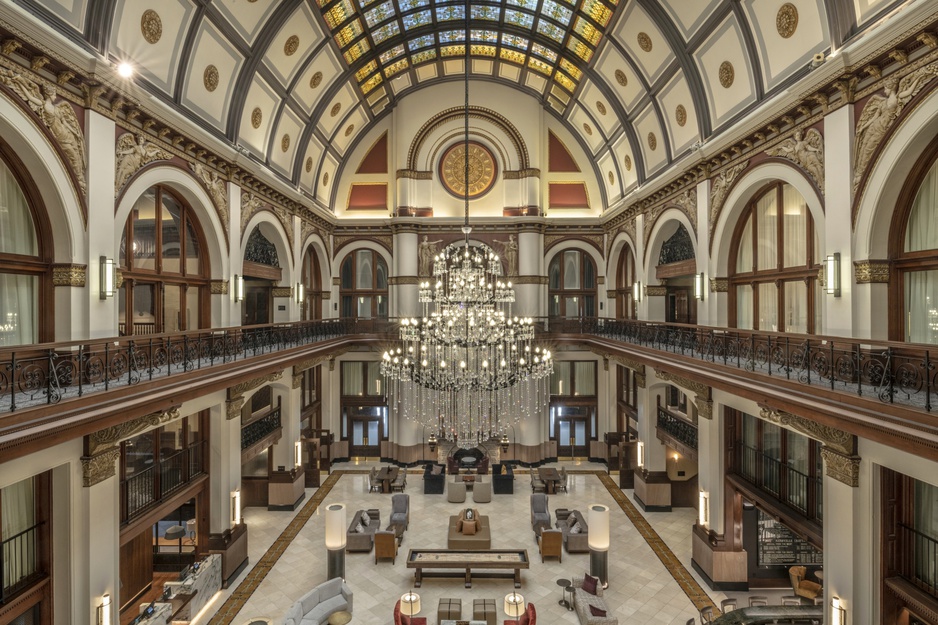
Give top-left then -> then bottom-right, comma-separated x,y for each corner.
240,192 -> 264,235
190,162 -> 229,241
228,371 -> 283,400
645,285 -> 668,297
708,161 -> 749,246
854,259 -> 890,284
295,355 -> 330,373
502,168 -> 540,179
759,406 -> 855,454
226,396 -> 245,421
87,406 -> 180,455
115,132 -> 172,194
511,275 -> 548,285
710,278 -> 728,293
52,263 -> 86,287
388,276 -> 421,285
819,446 -> 860,487
396,169 -> 433,180
292,373 -> 302,389
656,370 -> 711,399
606,289 -> 617,298
81,447 -> 121,487
210,280 -> 229,295
765,128 -> 824,189
635,372 -> 646,388
332,277 -> 341,286
271,287 -> 292,298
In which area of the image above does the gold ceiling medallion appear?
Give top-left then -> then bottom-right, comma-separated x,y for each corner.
608,171 -> 614,185
251,107 -> 262,129
675,104 -> 687,127
623,155 -> 632,171
719,61 -> 735,88
322,172 -> 330,186
637,32 -> 652,52
615,69 -> 628,86
141,10 -> 162,45
306,157 -> 314,173
776,3 -> 799,39
583,122 -> 593,136
345,124 -> 355,137
310,71 -> 323,88
284,35 -> 300,56
330,102 -> 342,117
438,140 -> 498,199
203,65 -> 219,92
281,134 -> 290,152
647,132 -> 657,150
596,101 -> 607,115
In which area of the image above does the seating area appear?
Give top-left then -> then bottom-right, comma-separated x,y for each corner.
555,509 -> 589,553
446,446 -> 490,475
390,494 -> 410,529
572,575 -> 617,625
281,577 -> 353,625
789,566 -> 823,601
447,507 -> 492,549
345,509 -> 380,552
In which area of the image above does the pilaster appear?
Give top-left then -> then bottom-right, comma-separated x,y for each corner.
84,109 -> 117,340
823,104 -> 856,338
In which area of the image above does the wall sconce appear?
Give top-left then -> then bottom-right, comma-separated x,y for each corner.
99,257 -> 116,300
831,596 -> 846,625
295,282 -> 305,304
825,253 -> 841,297
633,281 -> 643,302
233,274 -> 245,302
698,491 -> 710,528
636,441 -> 645,467
231,490 -> 241,526
295,440 -> 303,468
96,593 -> 111,625
694,272 -> 705,301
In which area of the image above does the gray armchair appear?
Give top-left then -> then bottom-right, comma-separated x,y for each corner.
530,493 -> 550,530
390,493 -> 410,529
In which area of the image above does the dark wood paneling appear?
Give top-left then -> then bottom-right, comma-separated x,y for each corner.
671,474 -> 699,508
119,529 -> 153,611
241,476 -> 268,507
242,260 -> 282,281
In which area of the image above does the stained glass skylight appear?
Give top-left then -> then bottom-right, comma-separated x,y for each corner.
316,0 -> 619,110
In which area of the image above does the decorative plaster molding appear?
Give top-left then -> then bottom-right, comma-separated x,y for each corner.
87,407 -> 180,455
606,289 -> 617,298
645,285 -> 668,297
708,161 -> 749,247
294,355 -> 330,374
764,128 -> 824,189
502,168 -> 540,179
759,406 -> 855,454
81,447 -> 121,487
819,446 -> 860,487
226,396 -> 244,421
511,275 -> 548,285
228,371 -> 283,400
190,162 -> 229,242
543,233 -> 604,256
656,370 -> 711,399
292,373 -> 302,389
332,277 -> 341,286
333,234 -> 393,256
396,169 -> 433,180
388,276 -> 420,285
210,280 -> 228,295
710,278 -> 728,293
854,259 -> 890,284
52,263 -> 86,287
115,132 -> 172,194
635,373 -> 646,388
271,287 -> 292,298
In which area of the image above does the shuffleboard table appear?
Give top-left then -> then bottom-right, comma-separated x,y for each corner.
406,548 -> 529,588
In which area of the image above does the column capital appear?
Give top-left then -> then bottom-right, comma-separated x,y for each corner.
81,447 -> 120,487
820,446 -> 861,487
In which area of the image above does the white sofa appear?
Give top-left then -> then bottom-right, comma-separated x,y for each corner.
282,578 -> 353,625
571,576 -> 617,625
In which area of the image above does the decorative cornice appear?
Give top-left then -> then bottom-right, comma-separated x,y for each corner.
294,355 -> 330,374
503,168 -> 540,179
210,280 -> 229,295
645,285 -> 668,297
226,396 -> 245,421
388,276 -> 420,285
656,370 -> 711,399
396,169 -> 433,180
759,406 -> 855,454
271,287 -> 293,298
228,371 -> 283,399
854,259 -> 890,284
635,372 -> 646,388
292,373 -> 302,389
819,446 -> 860,487
87,406 -> 180,455
606,289 -> 617,298
543,233 -> 604,256
333,234 -> 393,257
710,278 -> 729,293
81,447 -> 121,487
511,275 -> 548,285
52,263 -> 86,287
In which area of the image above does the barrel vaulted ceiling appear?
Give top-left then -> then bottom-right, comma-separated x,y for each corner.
14,0 -> 912,211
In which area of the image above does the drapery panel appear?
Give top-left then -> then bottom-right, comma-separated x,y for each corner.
1,476 -> 36,591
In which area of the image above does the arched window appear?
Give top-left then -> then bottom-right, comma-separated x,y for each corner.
300,246 -> 322,321
0,145 -> 51,346
892,152 -> 938,343
548,249 -> 596,318
615,246 -> 636,320
340,249 -> 387,319
729,183 -> 820,333
118,185 -> 209,334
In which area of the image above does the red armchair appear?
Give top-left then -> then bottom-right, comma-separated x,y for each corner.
393,600 -> 427,625
505,602 -> 536,625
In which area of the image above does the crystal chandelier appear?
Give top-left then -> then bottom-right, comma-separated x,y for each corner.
381,2 -> 552,448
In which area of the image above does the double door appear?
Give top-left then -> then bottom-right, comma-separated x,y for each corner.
343,404 -> 387,457
550,404 -> 595,458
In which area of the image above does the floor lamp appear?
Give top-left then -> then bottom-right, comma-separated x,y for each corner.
325,503 -> 346,579
589,504 -> 610,587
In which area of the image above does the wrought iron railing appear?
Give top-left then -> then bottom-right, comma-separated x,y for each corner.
241,409 -> 282,450
1,522 -> 42,602
120,441 -> 207,521
655,407 -> 698,450
737,444 -> 823,520
899,524 -> 938,598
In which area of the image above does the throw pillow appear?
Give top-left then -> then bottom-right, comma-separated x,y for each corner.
354,522 -> 364,533
501,464 -> 508,475
582,573 -> 598,595
431,464 -> 443,476
465,508 -> 474,520
570,521 -> 582,534
361,512 -> 370,527
589,605 -> 607,617
462,519 -> 477,535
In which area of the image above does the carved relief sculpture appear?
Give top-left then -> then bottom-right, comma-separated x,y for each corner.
190,162 -> 229,237
492,233 -> 519,277
0,69 -> 86,194
853,64 -> 938,193
708,161 -> 749,243
115,133 -> 173,194
765,128 -> 824,189
418,235 -> 443,277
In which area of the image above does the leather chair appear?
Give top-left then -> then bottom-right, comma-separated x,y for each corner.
390,494 -> 409,529
789,566 -> 823,600
423,463 -> 446,494
537,528 -> 562,563
491,463 -> 514,494
530,493 -> 550,530
374,530 -> 398,564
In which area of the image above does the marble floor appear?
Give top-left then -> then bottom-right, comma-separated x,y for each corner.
196,462 -> 767,625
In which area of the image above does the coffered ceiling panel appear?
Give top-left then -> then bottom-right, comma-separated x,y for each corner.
293,47 -> 344,116
693,14 -> 758,129
110,0 -> 196,94
212,0 -> 281,46
614,1 -> 672,86
568,104 -> 606,154
741,0 -> 831,91
238,76 -> 280,158
181,21 -> 244,129
261,3 -> 323,87
301,141 -> 325,194
611,134 -> 638,191
269,105 -> 305,176
656,71 -> 699,157
657,0 -> 723,41
593,45 -> 644,113
578,80 -> 618,138
597,150 -> 621,203
318,153 -> 339,205
633,103 -> 666,174
317,83 -> 360,139
31,0 -> 88,33
330,106 -> 369,155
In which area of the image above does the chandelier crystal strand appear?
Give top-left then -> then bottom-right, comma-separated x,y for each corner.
381,0 -> 551,449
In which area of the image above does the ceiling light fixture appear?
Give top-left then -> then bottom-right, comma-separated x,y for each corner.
117,62 -> 134,78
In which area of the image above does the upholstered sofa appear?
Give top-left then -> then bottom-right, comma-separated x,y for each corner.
282,577 -> 353,625
571,576 -> 616,625
423,463 -> 446,494
447,508 -> 492,549
555,509 -> 589,553
504,602 -> 536,625
491,463 -> 514,494
346,509 -> 379,552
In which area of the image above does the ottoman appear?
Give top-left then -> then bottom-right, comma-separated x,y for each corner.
473,598 -> 496,625
438,598 -> 461,624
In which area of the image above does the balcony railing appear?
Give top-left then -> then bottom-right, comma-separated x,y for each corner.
737,443 -> 823,520
1,522 -> 42,603
120,441 -> 207,521
656,407 -> 698,451
549,316 -> 938,415
241,409 -> 282,450
898,524 -> 938,598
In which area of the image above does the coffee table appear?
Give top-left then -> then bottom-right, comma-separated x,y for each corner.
327,611 -> 352,625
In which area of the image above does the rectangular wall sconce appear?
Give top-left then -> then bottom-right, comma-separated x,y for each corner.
633,281 -> 643,302
694,273 -> 705,301
231,490 -> 241,526
233,275 -> 244,302
826,253 -> 841,297
99,257 -> 116,300
636,441 -> 645,467
831,596 -> 846,625
698,491 -> 710,528
97,593 -> 111,625
295,440 -> 303,468
295,282 -> 305,304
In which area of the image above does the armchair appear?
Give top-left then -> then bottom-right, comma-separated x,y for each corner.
374,530 -> 398,564
476,456 -> 489,474
537,529 -> 562,563
491,463 -> 514,494
390,494 -> 410,529
530,493 -> 550,530
789,566 -> 822,600
423,463 -> 446,494
505,602 -> 536,625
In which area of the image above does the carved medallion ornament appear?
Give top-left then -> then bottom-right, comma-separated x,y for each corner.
819,447 -> 861,487
330,102 -> 342,117
608,171 -> 614,185
583,123 -> 593,136
615,69 -> 628,87
284,35 -> 300,56
439,140 -> 498,199
647,132 -> 657,151
322,172 -> 330,186
719,61 -> 735,88
203,65 -> 219,92
675,104 -> 687,127
310,71 -> 323,88
637,32 -> 652,52
345,124 -> 355,137
765,128 -> 824,188
776,3 -> 799,39
596,101 -> 607,115
623,155 -> 632,171
141,9 -> 162,44
115,133 -> 173,194
251,107 -> 262,129
306,157 -> 314,173
281,134 -> 290,152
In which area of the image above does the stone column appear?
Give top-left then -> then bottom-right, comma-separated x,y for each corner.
84,109 -> 117,340
634,381 -> 671,511
823,105 -> 856,338
514,227 -> 544,318
821,447 -> 861,625
268,383 -> 306,510
78,445 -> 121,622
393,228 -> 419,319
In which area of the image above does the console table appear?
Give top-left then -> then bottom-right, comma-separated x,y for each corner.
406,549 -> 529,588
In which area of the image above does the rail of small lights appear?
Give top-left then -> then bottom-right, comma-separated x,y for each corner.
381,0 -> 552,449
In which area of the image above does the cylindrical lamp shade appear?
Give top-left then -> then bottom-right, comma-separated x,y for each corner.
401,592 -> 421,616
588,504 -> 610,550
324,503 -> 347,549
504,593 -> 524,618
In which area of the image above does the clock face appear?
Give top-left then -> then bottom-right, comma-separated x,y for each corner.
439,141 -> 498,199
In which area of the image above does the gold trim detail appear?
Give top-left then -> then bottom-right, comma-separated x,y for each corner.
388,276 -> 421,285
645,285 -> 667,296
281,134 -> 290,152
330,103 -> 342,117
81,447 -> 121,487
251,107 -> 262,129
647,132 -> 657,151
284,35 -> 300,56
52,263 -> 86,287
306,157 -> 313,173
596,101 -> 606,116
583,122 -> 593,136
345,124 -> 355,137
854,259 -> 890,284
776,3 -> 799,39
623,155 -> 632,171
310,71 -> 323,88
396,169 -> 434,180
615,69 -> 627,86
759,406 -> 855,454
710,278 -> 728,293
656,370 -> 711,399
675,105 -> 687,127
819,447 -> 860,487
141,10 -> 162,45
272,287 -> 293,298
502,168 -> 540,179
115,133 -> 173,194
719,61 -> 735,88
511,275 -> 549,285
637,32 -> 652,52
228,371 -> 284,400
210,280 -> 229,295
88,407 -> 181,455
204,65 -> 219,92
226,396 -> 245,421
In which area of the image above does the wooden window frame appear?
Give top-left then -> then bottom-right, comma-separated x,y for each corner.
548,249 -> 598,319
339,250 -> 388,320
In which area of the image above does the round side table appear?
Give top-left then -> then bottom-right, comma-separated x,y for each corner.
556,578 -> 572,609
327,611 -> 352,625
